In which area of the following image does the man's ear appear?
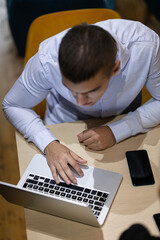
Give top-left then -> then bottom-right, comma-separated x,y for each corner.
111,60 -> 120,77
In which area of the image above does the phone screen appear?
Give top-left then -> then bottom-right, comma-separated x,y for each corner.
126,150 -> 155,186
153,213 -> 160,232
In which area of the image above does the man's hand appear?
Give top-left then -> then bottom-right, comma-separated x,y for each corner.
45,141 -> 87,185
77,126 -> 116,150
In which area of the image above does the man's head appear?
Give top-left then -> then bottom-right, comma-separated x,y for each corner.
59,23 -> 120,106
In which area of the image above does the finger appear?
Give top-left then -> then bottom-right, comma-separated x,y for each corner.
68,153 -> 85,177
70,151 -> 87,164
49,164 -> 60,184
77,130 -> 92,142
87,142 -> 101,150
60,163 -> 78,184
56,163 -> 73,185
83,137 -> 95,146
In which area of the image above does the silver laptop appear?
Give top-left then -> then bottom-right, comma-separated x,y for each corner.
0,154 -> 122,227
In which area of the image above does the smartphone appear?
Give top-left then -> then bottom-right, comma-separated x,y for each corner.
153,213 -> 160,232
126,150 -> 155,186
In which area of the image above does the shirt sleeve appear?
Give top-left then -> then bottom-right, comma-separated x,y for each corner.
2,52 -> 58,152
108,37 -> 160,143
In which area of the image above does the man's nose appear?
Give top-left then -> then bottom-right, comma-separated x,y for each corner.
76,93 -> 88,105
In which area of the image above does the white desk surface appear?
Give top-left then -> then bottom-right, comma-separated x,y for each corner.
15,116 -> 160,240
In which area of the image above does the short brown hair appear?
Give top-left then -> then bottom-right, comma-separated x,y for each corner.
58,23 -> 117,83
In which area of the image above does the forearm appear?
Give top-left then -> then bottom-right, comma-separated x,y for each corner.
108,98 -> 160,143
2,65 -> 57,152
2,102 -> 57,152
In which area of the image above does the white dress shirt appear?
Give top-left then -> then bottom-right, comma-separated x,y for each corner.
3,19 -> 160,152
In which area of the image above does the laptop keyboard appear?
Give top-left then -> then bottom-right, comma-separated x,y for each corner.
22,173 -> 109,218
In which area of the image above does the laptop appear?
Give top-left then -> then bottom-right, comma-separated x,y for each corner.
0,154 -> 122,227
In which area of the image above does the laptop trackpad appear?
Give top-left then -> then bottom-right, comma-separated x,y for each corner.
68,165 -> 93,186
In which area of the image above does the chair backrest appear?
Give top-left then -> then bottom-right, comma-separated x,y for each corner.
24,8 -> 121,65
24,8 -> 121,118
142,87 -> 151,104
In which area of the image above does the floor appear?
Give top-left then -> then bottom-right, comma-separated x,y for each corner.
0,0 -> 160,239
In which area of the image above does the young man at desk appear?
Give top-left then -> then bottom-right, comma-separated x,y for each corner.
3,19 -> 160,185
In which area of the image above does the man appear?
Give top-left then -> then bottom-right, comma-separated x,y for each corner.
3,19 -> 160,185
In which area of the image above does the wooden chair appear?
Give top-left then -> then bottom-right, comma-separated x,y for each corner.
24,8 -> 151,118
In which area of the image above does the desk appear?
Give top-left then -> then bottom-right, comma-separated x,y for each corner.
15,116 -> 160,240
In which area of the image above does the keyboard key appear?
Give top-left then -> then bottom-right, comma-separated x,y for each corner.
99,197 -> 106,202
93,196 -> 99,200
55,191 -> 60,195
60,192 -> 66,197
58,182 -> 84,192
102,193 -> 108,198
82,193 -> 87,197
84,189 -> 91,193
89,205 -> 93,209
94,206 -> 102,211
50,179 -> 56,184
97,191 -> 102,197
43,183 -> 49,187
69,185 -> 84,192
59,182 -> 74,188
23,183 -> 28,188
83,198 -> 88,203
95,211 -> 100,216
26,179 -> 38,184
44,178 -> 50,183
49,190 -> 55,194
71,190 -> 76,194
88,195 -> 93,199
49,185 -> 54,189
33,185 -> 38,190
38,182 -> 43,186
66,194 -> 71,198
44,188 -> 49,192
91,190 -> 97,195
29,174 -> 34,177
65,189 -> 71,193
33,175 -> 39,180
60,187 -> 65,192
38,187 -> 44,191
77,197 -> 83,201
76,192 -> 82,196
40,176 -> 45,180
95,201 -> 104,207
72,195 -> 77,200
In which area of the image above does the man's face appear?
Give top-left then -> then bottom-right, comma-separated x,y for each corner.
62,70 -> 111,106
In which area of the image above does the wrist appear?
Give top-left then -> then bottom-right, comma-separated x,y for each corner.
44,140 -> 60,154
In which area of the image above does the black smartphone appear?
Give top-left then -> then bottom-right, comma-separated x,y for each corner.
153,213 -> 160,232
126,150 -> 155,186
